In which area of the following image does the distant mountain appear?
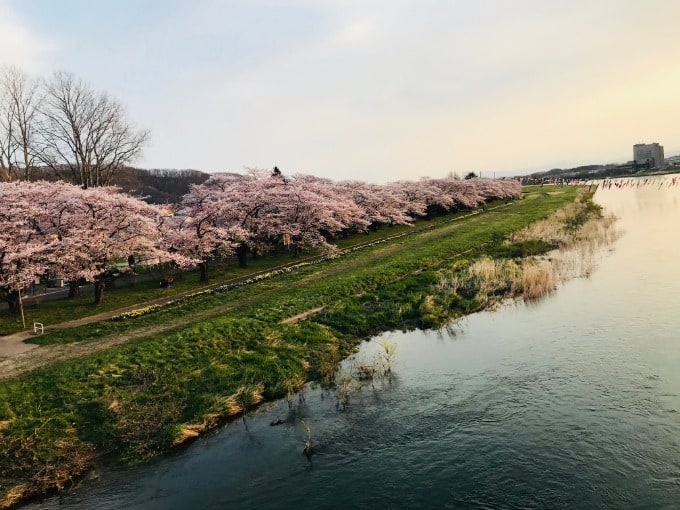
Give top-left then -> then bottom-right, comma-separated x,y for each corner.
29,166 -> 212,203
520,161 -> 680,183
110,167 -> 211,203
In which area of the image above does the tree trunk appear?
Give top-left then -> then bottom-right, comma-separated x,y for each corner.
236,244 -> 248,268
68,280 -> 80,298
6,290 -> 20,315
94,280 -> 105,305
199,261 -> 209,283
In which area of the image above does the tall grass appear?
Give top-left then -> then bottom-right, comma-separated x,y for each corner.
512,261 -> 555,300
438,190 -> 620,306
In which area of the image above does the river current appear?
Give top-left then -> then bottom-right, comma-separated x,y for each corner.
28,178 -> 680,509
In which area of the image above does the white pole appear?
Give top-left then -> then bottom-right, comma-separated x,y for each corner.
18,287 -> 26,330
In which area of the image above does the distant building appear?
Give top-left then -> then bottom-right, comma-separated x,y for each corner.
633,142 -> 665,169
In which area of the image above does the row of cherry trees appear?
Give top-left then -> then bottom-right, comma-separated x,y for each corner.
0,170 -> 520,311
174,169 -> 521,280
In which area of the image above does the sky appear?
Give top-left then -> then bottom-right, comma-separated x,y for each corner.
1,0 -> 679,182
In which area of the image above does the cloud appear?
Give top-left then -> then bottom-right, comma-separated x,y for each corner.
333,20 -> 376,45
0,1 -> 57,72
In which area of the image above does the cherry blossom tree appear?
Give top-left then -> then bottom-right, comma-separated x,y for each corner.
292,174 -> 370,237
0,182 -> 49,315
430,176 -> 485,210
472,177 -> 520,202
0,181 -> 192,309
384,179 -> 455,220
275,175 -> 350,257
168,181 -> 247,281
187,170 -> 358,264
47,185 -> 192,303
185,170 -> 374,264
198,169 -> 288,267
336,180 -> 413,229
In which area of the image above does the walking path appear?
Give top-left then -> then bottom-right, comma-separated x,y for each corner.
0,262 -> 323,358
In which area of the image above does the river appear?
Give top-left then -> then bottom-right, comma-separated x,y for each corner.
27,177 -> 680,509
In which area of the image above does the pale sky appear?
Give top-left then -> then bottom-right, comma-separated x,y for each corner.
2,0 -> 679,182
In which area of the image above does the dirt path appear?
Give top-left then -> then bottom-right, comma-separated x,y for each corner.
281,307 -> 325,324
0,205 -> 507,380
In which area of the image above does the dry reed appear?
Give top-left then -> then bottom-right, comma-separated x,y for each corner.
223,384 -> 265,417
511,260 -> 555,300
2,484 -> 28,508
440,192 -> 621,306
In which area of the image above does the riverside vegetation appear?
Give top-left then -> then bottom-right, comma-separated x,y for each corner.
0,186 -> 617,508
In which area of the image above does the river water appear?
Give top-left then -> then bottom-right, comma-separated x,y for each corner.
28,178 -> 680,509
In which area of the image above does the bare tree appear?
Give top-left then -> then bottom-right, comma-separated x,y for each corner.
0,66 -> 42,181
41,71 -> 149,188
0,67 -> 19,181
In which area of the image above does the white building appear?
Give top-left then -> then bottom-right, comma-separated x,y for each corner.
633,142 -> 665,169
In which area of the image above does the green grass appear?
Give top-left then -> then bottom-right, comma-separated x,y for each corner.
0,185 -> 584,506
1,253 -> 314,336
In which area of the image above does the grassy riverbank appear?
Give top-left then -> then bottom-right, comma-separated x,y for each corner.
0,186 -> 601,508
